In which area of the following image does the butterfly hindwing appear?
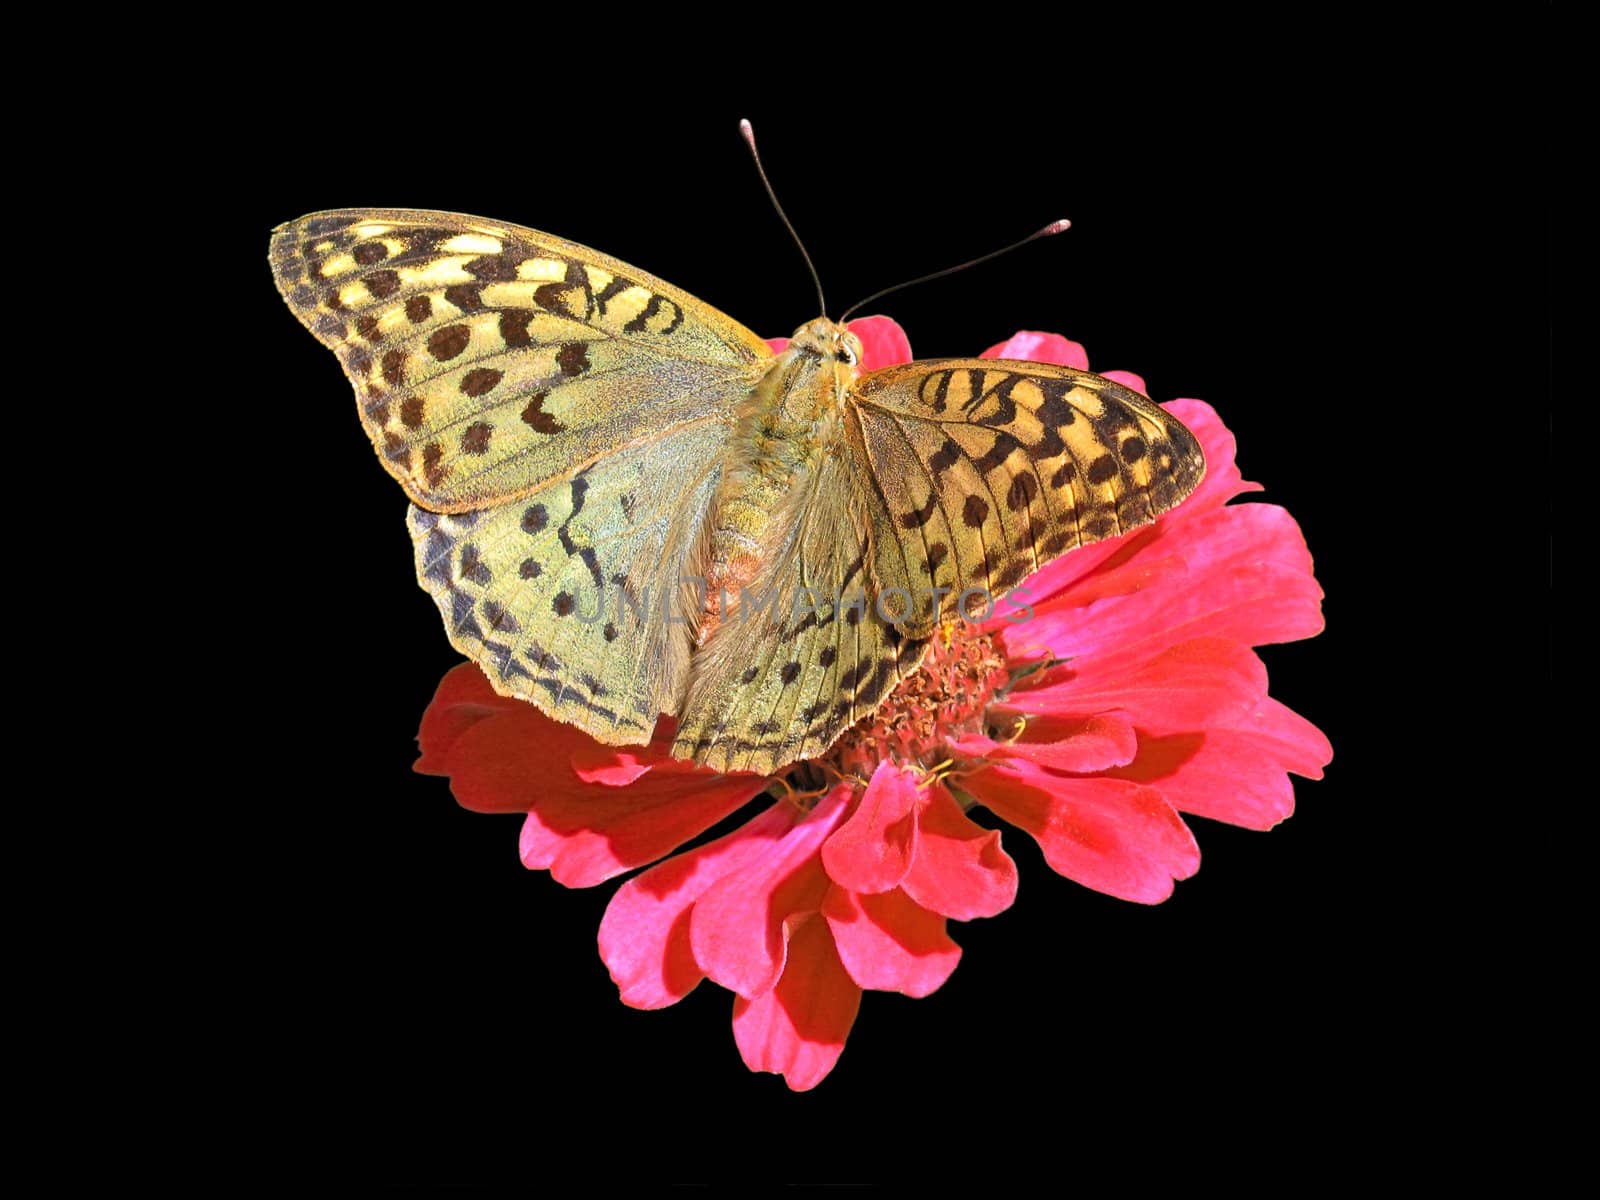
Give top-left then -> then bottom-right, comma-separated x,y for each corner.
270,208 -> 769,512
410,416 -> 726,744
674,445 -> 932,774
849,359 -> 1205,618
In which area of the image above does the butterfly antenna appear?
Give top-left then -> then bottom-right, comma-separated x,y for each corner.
740,119 -> 828,317
838,219 -> 1072,323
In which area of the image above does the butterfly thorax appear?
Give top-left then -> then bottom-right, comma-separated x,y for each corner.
702,320 -> 862,637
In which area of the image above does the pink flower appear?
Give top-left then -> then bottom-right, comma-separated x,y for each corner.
415,316 -> 1331,1090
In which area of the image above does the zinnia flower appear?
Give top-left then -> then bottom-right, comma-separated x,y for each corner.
414,316 -> 1331,1090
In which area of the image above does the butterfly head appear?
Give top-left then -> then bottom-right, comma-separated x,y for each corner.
759,319 -> 863,424
788,318 -> 863,370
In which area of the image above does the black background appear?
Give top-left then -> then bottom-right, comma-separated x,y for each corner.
229,22 -> 1544,1182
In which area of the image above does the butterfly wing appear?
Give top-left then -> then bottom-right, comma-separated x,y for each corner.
270,208 -> 769,512
673,445 -> 932,774
672,359 -> 1204,773
409,417 -> 724,745
271,208 -> 770,744
849,358 -> 1205,615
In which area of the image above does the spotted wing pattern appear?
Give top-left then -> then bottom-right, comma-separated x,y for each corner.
409,417 -> 725,744
851,359 -> 1205,616
270,208 -> 769,512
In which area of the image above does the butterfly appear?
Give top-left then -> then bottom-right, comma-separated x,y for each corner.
270,208 -> 1204,775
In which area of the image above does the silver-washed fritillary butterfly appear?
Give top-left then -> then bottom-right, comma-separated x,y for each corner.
269,201 -> 1203,774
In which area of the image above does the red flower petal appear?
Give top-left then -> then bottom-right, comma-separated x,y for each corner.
1147,505 -> 1323,648
414,663 -> 510,776
846,315 -> 913,370
952,713 -> 1140,773
1161,398 -> 1262,514
569,722 -> 683,784
731,913 -> 860,1092
1110,698 -> 1333,830
1235,696 -> 1332,778
568,751 -> 655,786
1017,550 -> 1189,620
981,330 -> 1090,369
598,803 -> 798,1009
518,769 -> 769,888
900,786 -> 1018,920
1020,504 -> 1324,664
1009,636 -> 1267,735
764,336 -> 789,356
414,664 -> 619,812
821,761 -> 920,894
968,758 -> 1200,904
822,886 -> 962,998
1100,369 -> 1147,394
690,785 -> 850,999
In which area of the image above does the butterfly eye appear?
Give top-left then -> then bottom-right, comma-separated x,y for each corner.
838,341 -> 857,366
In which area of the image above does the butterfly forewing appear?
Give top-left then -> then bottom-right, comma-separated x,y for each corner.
269,208 -> 770,512
849,359 -> 1205,621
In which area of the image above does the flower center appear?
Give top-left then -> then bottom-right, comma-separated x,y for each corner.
824,623 -> 1010,777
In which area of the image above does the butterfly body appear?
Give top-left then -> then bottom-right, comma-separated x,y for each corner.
271,209 -> 1205,775
707,320 -> 861,629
